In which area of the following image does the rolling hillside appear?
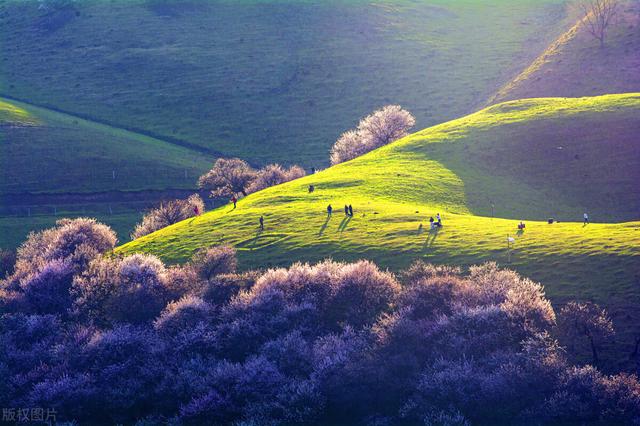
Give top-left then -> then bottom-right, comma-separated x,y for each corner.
0,98 -> 211,195
490,0 -> 640,104
118,93 -> 640,367
0,0 -> 568,166
0,97 -> 212,247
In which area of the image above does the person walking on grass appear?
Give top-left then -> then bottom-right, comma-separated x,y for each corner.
584,212 -> 589,224
231,196 -> 238,209
436,213 -> 442,227
327,205 -> 333,217
348,205 -> 353,217
345,205 -> 349,216
259,215 -> 264,230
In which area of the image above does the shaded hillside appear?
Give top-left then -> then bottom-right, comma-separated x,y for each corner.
0,98 -> 212,248
0,0 -> 566,166
491,1 -> 640,103
0,98 -> 211,195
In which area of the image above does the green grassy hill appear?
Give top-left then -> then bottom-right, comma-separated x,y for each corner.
0,97 -> 212,247
0,98 -> 211,195
0,0 -> 568,166
118,93 -> 640,367
490,0 -> 640,104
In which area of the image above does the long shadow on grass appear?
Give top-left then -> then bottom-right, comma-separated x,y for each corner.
338,216 -> 352,233
318,216 -> 331,237
423,228 -> 439,250
249,228 -> 264,249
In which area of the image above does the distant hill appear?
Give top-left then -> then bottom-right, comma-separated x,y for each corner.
0,97 -> 212,248
0,0 -> 567,166
0,98 -> 211,195
490,1 -> 640,103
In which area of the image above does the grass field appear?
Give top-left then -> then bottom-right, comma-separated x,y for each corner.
0,209 -> 141,250
118,93 -> 640,369
0,0 -> 568,166
0,96 -> 215,248
0,0 -> 573,248
0,98 -> 212,195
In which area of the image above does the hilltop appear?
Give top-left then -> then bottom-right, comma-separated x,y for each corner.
490,0 -> 640,103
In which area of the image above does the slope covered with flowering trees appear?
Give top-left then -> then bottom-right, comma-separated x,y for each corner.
1,218 -> 639,424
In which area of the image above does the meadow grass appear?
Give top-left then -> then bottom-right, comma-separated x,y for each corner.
0,97 -> 212,195
0,0 -> 567,166
0,0 -> 570,247
117,94 -> 640,368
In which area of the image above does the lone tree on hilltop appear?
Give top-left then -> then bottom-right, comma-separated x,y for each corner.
577,0 -> 619,47
557,301 -> 615,365
198,158 -> 257,198
330,105 -> 415,165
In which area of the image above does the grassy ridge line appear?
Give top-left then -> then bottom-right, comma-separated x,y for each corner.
0,99 -> 38,125
489,2 -> 640,103
0,96 -> 213,195
488,14 -> 585,105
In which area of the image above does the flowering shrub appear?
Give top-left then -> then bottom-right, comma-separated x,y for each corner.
191,245 -> 238,281
71,254 -> 172,325
330,105 -> 415,165
198,158 -> 257,198
9,218 -> 116,283
246,164 -> 306,194
131,194 -> 205,239
2,225 -> 639,425
16,259 -> 76,315
198,159 -> 306,200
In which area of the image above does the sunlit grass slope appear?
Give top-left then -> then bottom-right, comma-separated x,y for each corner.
0,98 -> 212,195
118,93 -> 640,367
118,92 -> 639,286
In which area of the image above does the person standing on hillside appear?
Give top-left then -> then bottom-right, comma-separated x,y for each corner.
348,205 -> 353,217
259,215 -> 264,230
327,205 -> 333,217
345,205 -> 349,216
436,213 -> 442,227
231,196 -> 238,209
584,212 -> 589,224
